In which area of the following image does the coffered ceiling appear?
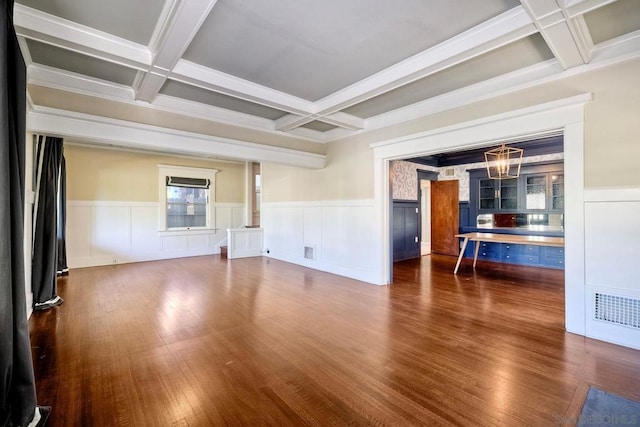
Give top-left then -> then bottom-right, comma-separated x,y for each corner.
13,0 -> 640,144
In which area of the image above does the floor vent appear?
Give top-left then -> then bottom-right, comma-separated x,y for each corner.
304,246 -> 315,260
594,293 -> 640,329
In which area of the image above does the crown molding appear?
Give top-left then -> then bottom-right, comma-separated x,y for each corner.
369,93 -> 592,150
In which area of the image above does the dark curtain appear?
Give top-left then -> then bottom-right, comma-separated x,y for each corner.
0,0 -> 38,425
56,152 -> 67,275
32,135 -> 64,308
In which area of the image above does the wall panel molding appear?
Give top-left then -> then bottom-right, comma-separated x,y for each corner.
66,200 -> 244,268
262,199 -> 379,284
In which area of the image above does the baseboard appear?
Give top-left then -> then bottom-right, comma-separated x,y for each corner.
69,247 -> 222,269
265,253 -> 384,285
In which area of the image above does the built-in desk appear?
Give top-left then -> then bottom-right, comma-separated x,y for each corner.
453,232 -> 565,274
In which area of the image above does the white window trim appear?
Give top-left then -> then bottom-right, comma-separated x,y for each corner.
157,164 -> 218,232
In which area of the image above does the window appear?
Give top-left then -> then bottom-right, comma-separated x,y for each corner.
158,165 -> 218,231
251,162 -> 261,226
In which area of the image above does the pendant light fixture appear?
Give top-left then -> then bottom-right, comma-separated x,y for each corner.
484,143 -> 523,180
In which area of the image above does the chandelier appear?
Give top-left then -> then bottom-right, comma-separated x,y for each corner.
484,144 -> 523,180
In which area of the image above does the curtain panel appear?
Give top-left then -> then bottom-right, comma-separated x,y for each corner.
32,135 -> 64,309
0,0 -> 39,425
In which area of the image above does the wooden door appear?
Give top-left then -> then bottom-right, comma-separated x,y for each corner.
431,180 -> 459,256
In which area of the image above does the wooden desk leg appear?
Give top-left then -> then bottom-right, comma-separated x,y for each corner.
473,240 -> 480,268
454,237 -> 469,274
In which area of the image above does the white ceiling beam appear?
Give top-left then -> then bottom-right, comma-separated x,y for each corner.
27,107 -> 326,169
275,114 -> 314,132
565,15 -> 594,63
282,127 -> 326,142
319,112 -> 365,131
313,7 -> 537,114
561,0 -> 617,18
133,71 -> 170,102
28,64 -> 135,101
172,60 -> 317,116
519,0 -> 588,69
274,111 -> 364,132
26,65 -> 327,143
13,4 -> 150,69
134,0 -> 219,102
152,93 -> 277,133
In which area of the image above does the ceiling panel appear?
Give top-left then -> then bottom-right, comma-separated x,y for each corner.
584,0 -> 640,45
159,79 -> 289,120
301,121 -> 338,132
27,39 -> 138,86
17,0 -> 165,45
183,0 -> 520,101
344,33 -> 554,118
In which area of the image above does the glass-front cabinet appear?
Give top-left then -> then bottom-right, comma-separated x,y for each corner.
479,179 -> 496,210
524,174 -> 547,210
500,178 -> 518,210
523,172 -> 564,212
469,161 -> 564,216
478,178 -> 519,212
551,173 -> 564,211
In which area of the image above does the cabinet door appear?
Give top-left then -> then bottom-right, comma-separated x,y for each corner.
551,173 -> 564,211
524,174 -> 547,210
479,179 -> 496,210
499,179 -> 518,210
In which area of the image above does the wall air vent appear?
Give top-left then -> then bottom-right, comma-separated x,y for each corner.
443,168 -> 455,177
594,293 -> 640,329
304,246 -> 315,260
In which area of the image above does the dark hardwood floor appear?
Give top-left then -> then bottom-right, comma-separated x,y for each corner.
30,255 -> 640,426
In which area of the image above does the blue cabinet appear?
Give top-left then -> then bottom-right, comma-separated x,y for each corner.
541,246 -> 565,268
462,240 -> 564,269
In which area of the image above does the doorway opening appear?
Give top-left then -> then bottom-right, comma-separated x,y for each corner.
375,95 -> 588,335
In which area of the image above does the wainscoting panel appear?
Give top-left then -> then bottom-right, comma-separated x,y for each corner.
262,200 -> 379,284
93,206 -> 130,258
584,188 -> 640,349
67,201 -> 245,268
67,205 -> 92,261
131,206 -> 158,253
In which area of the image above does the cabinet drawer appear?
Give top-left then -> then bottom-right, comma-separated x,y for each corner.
503,253 -> 540,265
478,241 -> 500,254
543,256 -> 564,267
478,250 -> 500,260
544,247 -> 564,257
465,241 -> 499,258
502,244 -> 539,255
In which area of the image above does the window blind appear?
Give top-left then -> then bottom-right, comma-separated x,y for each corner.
166,176 -> 210,189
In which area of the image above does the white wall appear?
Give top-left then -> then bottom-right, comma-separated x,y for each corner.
262,200 -> 379,284
584,188 -> 640,349
66,201 -> 244,268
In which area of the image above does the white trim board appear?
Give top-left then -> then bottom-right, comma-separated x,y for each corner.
372,94 -> 589,338
584,187 -> 640,202
27,106 -> 326,169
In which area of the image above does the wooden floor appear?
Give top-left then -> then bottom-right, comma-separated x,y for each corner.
30,255 -> 640,426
